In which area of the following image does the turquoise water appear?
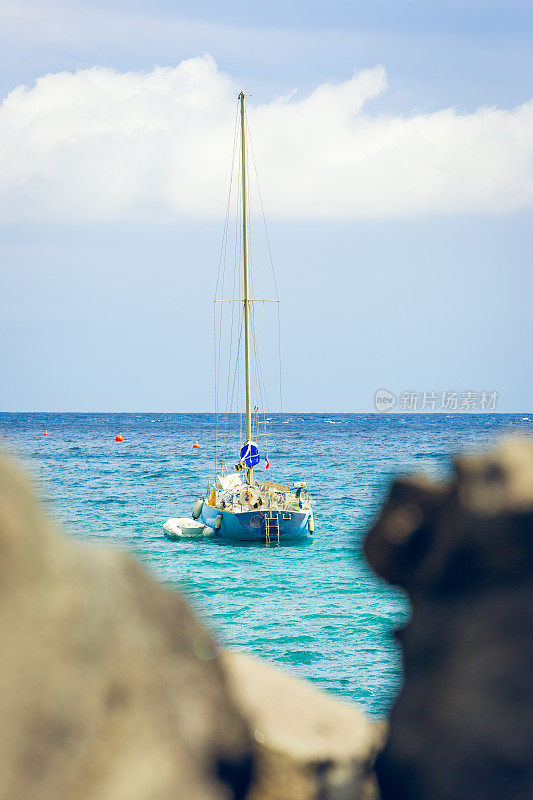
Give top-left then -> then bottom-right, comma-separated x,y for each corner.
1,412 -> 531,717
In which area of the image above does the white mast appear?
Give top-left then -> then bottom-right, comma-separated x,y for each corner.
239,91 -> 252,449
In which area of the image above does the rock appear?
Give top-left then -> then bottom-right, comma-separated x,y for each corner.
0,453 -> 253,800
222,651 -> 383,800
363,438 -> 533,800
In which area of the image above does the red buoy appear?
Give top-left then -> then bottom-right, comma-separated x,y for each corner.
193,440 -> 200,449
115,434 -> 123,442
44,430 -> 50,436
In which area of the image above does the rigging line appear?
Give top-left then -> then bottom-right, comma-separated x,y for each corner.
214,105 -> 240,477
247,108 -> 264,460
240,102 -> 253,449
251,336 -> 260,449
230,156 -> 241,437
215,112 -> 238,450
250,247 -> 262,446
251,325 -> 262,451
222,142 -> 242,473
258,303 -> 271,418
256,302 -> 270,462
213,302 -> 219,478
240,294 -> 243,448
244,144 -> 272,469
227,314 -> 244,450
214,106 -> 239,301
219,112 -> 239,306
237,115 -> 245,442
258,324 -> 269,467
249,297 -> 268,459
214,205 -> 233,476
214,299 -> 279,303
239,147 -> 245,452
240,349 -> 243,449
246,107 -> 284,478
253,287 -> 280,472
251,301 -> 270,444
228,219 -> 242,455
246,112 -> 264,451
263,403 -> 269,464
223,312 -> 243,472
277,300 -> 285,480
250,301 -> 259,444
255,331 -> 270,474
247,120 -> 280,301
245,111 -> 254,302
238,295 -> 243,453
249,288 -> 263,401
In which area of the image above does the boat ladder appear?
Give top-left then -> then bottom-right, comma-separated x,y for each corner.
264,513 -> 280,545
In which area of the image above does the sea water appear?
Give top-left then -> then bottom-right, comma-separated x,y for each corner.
1,412 -> 531,717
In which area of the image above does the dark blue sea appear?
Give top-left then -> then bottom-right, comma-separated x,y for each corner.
1,412 -> 531,717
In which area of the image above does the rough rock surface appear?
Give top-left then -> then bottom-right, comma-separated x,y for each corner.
364,438 -> 533,800
222,651 -> 383,800
0,454 -> 253,800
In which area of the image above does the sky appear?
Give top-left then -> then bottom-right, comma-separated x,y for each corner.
1,0 -> 532,412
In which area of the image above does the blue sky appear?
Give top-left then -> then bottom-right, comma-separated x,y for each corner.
1,0 -> 532,411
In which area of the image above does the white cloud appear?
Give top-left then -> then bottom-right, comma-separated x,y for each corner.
0,55 -> 532,221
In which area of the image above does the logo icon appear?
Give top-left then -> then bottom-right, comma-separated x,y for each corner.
375,388 -> 396,412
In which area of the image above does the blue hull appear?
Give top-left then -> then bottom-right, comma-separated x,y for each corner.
201,503 -> 311,542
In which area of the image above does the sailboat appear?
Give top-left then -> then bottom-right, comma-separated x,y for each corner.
165,92 -> 313,544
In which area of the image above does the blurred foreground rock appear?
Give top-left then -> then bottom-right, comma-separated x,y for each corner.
364,438 -> 533,800
0,454 -> 252,800
222,652 -> 383,800
0,453 -> 379,800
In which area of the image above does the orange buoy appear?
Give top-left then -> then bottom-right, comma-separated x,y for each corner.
44,430 -> 50,436
193,440 -> 200,449
115,434 -> 123,442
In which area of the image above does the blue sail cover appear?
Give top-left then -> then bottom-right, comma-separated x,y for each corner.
240,441 -> 260,467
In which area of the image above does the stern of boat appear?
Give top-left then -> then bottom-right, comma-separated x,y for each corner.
201,503 -> 311,542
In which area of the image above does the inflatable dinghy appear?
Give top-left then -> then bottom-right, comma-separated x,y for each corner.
163,518 -> 215,540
